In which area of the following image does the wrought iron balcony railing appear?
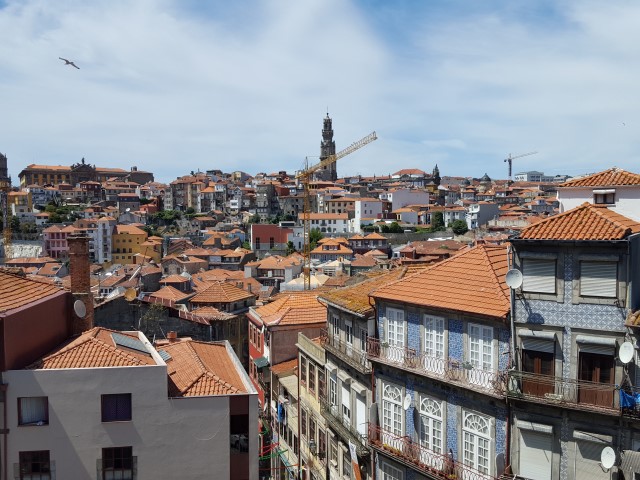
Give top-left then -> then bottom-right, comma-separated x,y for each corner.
367,338 -> 506,398
320,396 -> 369,457
368,424 -> 499,480
321,329 -> 371,374
506,370 -> 619,414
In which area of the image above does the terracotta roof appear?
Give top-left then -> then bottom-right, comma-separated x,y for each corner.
372,244 -> 510,319
0,272 -> 64,313
149,285 -> 192,302
518,203 -> 640,241
319,269 -> 408,317
163,340 -> 247,396
191,306 -> 235,321
559,167 -> 640,187
351,255 -> 378,267
270,358 -> 298,375
29,327 -> 157,369
161,274 -> 191,284
190,281 -> 255,304
249,290 -> 327,326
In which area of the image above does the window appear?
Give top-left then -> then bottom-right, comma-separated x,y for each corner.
381,461 -> 403,480
18,397 -> 48,426
342,449 -> 352,477
269,237 -> 275,248
255,237 -> 260,249
578,351 -> 615,407
424,315 -> 445,374
385,308 -> 405,362
19,450 -> 51,480
341,383 -> 351,426
101,394 -> 132,422
419,397 -> 444,462
462,411 -> 491,475
309,417 -> 317,444
331,316 -> 339,336
319,429 -> 326,459
330,438 -> 339,467
102,447 -> 134,480
345,320 -> 353,345
230,414 -> 249,453
522,349 -> 555,396
309,363 -> 316,394
359,328 -> 367,352
593,190 -> 615,204
468,324 -> 493,371
329,372 -> 338,406
301,409 -> 307,438
382,383 -> 402,437
580,261 -> 617,298
522,258 -> 556,294
318,369 -> 326,400
300,356 -> 308,386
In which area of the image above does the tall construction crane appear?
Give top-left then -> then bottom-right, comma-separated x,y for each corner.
504,151 -> 537,182
296,131 -> 377,290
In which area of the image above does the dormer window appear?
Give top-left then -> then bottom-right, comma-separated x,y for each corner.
593,189 -> 615,205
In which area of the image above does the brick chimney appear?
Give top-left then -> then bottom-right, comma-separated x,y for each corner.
68,233 -> 94,334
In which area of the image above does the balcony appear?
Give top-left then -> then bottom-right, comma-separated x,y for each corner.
321,329 -> 371,374
506,371 -> 619,415
320,396 -> 369,457
367,338 -> 505,398
368,424 -> 500,480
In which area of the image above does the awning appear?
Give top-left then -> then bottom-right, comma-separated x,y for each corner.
254,356 -> 269,369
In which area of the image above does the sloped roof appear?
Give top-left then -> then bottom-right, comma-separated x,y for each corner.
372,244 -> 510,319
319,269 -> 408,317
0,272 -> 64,313
559,167 -> 640,187
149,285 -> 192,302
519,203 -> 640,241
249,290 -> 327,326
163,340 -> 247,396
190,281 -> 255,304
29,328 -> 157,369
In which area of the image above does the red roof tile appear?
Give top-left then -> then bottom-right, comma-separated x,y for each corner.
372,244 -> 510,318
0,272 -> 65,313
519,203 -> 640,240
559,167 -> 640,187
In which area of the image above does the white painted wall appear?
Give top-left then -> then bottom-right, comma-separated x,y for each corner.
4,365 -> 258,480
557,186 -> 640,221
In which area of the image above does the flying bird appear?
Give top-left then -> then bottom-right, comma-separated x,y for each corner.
59,57 -> 80,69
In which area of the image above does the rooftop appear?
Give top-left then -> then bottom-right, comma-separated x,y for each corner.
372,244 -> 510,319
559,167 -> 640,187
0,271 -> 65,313
518,203 -> 640,241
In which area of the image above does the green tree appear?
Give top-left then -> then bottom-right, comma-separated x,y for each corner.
451,219 -> 469,235
286,241 -> 296,255
388,222 -> 403,233
48,213 -> 62,223
185,207 -> 195,215
432,211 -> 445,231
10,215 -> 20,232
309,228 -> 323,251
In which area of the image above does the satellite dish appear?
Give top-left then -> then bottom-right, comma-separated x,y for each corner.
125,207 -> 131,212
619,341 -> 634,364
505,269 -> 523,289
403,393 -> 411,411
73,299 -> 87,318
124,288 -> 137,302
600,446 -> 616,469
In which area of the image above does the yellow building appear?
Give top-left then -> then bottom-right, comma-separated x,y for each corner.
8,191 -> 33,216
111,225 -> 149,265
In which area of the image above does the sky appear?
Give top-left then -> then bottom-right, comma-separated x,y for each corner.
1,0 -> 640,184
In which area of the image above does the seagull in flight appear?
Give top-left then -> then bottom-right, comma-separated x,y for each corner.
59,57 -> 80,69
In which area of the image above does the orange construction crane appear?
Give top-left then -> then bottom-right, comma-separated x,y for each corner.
296,131 -> 377,290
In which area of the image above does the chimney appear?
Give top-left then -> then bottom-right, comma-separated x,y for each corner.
167,331 -> 178,343
68,233 -> 94,334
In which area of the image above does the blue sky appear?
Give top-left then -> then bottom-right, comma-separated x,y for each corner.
1,0 -> 639,184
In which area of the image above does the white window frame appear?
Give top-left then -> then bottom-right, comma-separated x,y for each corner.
329,372 -> 338,407
462,410 -> 491,476
418,396 -> 444,469
468,323 -> 494,372
382,382 -> 403,442
385,308 -> 405,363
331,315 -> 340,336
345,320 -> 353,345
381,461 -> 404,480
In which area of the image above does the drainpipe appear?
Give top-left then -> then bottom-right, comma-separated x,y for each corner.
505,244 -> 517,476
368,294 -> 378,480
2,378 -> 7,480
